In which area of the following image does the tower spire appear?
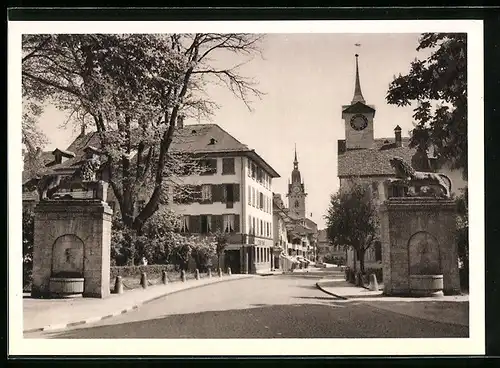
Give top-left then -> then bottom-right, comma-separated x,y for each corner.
351,53 -> 366,105
294,143 -> 298,168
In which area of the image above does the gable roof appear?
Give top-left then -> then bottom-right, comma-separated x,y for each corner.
342,101 -> 376,114
337,137 -> 415,177
23,123 -> 280,181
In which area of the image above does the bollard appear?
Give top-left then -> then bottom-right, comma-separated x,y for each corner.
195,269 -> 200,280
208,269 -> 212,278
227,267 -> 232,276
181,270 -> 187,282
162,270 -> 168,285
114,276 -> 123,294
218,268 -> 223,277
140,272 -> 148,289
368,273 -> 379,291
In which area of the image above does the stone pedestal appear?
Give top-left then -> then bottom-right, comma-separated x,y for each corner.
31,199 -> 113,298
379,198 -> 460,296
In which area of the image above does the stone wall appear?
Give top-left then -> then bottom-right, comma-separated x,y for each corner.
379,198 -> 460,296
32,200 -> 113,298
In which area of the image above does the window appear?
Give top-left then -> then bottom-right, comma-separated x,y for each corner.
248,215 -> 252,234
225,184 -> 234,203
248,185 -> 251,205
222,158 -> 235,175
259,192 -> 264,210
201,215 -> 212,234
260,220 -> 263,236
180,215 -> 190,233
252,217 -> 256,235
199,159 -> 217,175
295,200 -> 299,208
247,159 -> 251,177
251,163 -> 256,179
201,185 -> 212,202
252,187 -> 256,207
223,214 -> 235,233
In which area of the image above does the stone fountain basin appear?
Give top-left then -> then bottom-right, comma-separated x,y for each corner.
49,277 -> 84,298
409,274 -> 443,297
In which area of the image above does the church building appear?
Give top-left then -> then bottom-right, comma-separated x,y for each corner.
285,146 -> 318,261
337,54 -> 467,271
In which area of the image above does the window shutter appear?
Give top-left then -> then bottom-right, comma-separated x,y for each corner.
221,184 -> 227,203
248,185 -> 251,205
233,184 -> 240,202
211,215 -> 217,233
190,215 -> 201,233
215,215 -> 224,232
195,185 -> 202,202
234,214 -> 240,233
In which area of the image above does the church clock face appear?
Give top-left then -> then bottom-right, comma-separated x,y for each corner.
350,114 -> 368,131
293,186 -> 301,194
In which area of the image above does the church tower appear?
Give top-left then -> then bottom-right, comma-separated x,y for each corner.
341,54 -> 376,150
287,145 -> 307,218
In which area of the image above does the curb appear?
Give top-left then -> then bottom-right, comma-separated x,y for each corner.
24,275 -> 253,334
315,282 -> 348,300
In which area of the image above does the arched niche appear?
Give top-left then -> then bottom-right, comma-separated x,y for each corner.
407,231 -> 441,275
51,234 -> 85,278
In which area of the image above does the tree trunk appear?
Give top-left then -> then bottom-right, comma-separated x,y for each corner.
358,249 -> 366,274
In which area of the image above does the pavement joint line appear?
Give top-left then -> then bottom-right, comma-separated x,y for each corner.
23,274 -> 253,334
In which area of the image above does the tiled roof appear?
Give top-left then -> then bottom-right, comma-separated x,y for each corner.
171,124 -> 249,154
23,123 -> 280,182
338,137 -> 415,177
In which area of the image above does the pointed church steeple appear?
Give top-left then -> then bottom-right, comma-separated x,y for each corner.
293,143 -> 298,169
351,54 -> 366,105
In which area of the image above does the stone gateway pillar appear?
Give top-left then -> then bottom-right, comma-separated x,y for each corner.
32,199 -> 113,298
379,198 -> 461,296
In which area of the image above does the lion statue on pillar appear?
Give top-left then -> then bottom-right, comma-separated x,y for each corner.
388,156 -> 452,199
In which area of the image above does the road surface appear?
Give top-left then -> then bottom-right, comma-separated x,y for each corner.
27,273 -> 468,339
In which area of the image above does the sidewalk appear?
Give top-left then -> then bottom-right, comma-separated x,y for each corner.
316,278 -> 469,302
316,279 -> 469,327
23,274 -> 253,333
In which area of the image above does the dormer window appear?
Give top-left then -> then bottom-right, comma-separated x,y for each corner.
191,129 -> 197,134
208,138 -> 217,145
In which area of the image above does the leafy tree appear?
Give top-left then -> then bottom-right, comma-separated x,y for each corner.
190,235 -> 217,272
22,34 -> 264,233
213,230 -> 229,270
22,209 -> 35,289
386,33 -> 467,179
325,179 -> 379,275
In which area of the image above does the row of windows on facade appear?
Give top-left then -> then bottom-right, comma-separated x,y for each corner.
179,214 -> 240,234
247,159 -> 272,189
197,157 -> 236,176
248,215 -> 273,238
255,246 -> 273,263
174,183 -> 240,207
247,185 -> 273,214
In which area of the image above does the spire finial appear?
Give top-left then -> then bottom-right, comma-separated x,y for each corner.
352,52 -> 366,105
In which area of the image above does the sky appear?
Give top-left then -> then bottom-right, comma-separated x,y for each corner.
34,33 -> 427,229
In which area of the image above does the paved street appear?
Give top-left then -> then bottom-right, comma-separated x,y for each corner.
26,273 -> 468,339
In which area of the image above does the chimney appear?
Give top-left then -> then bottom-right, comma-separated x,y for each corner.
177,114 -> 184,129
394,125 -> 402,147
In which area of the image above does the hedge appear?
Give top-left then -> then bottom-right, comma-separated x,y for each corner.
110,264 -> 179,280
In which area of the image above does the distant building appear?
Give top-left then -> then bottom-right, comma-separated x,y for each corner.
316,229 -> 346,264
337,54 -> 467,271
284,146 -> 318,261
